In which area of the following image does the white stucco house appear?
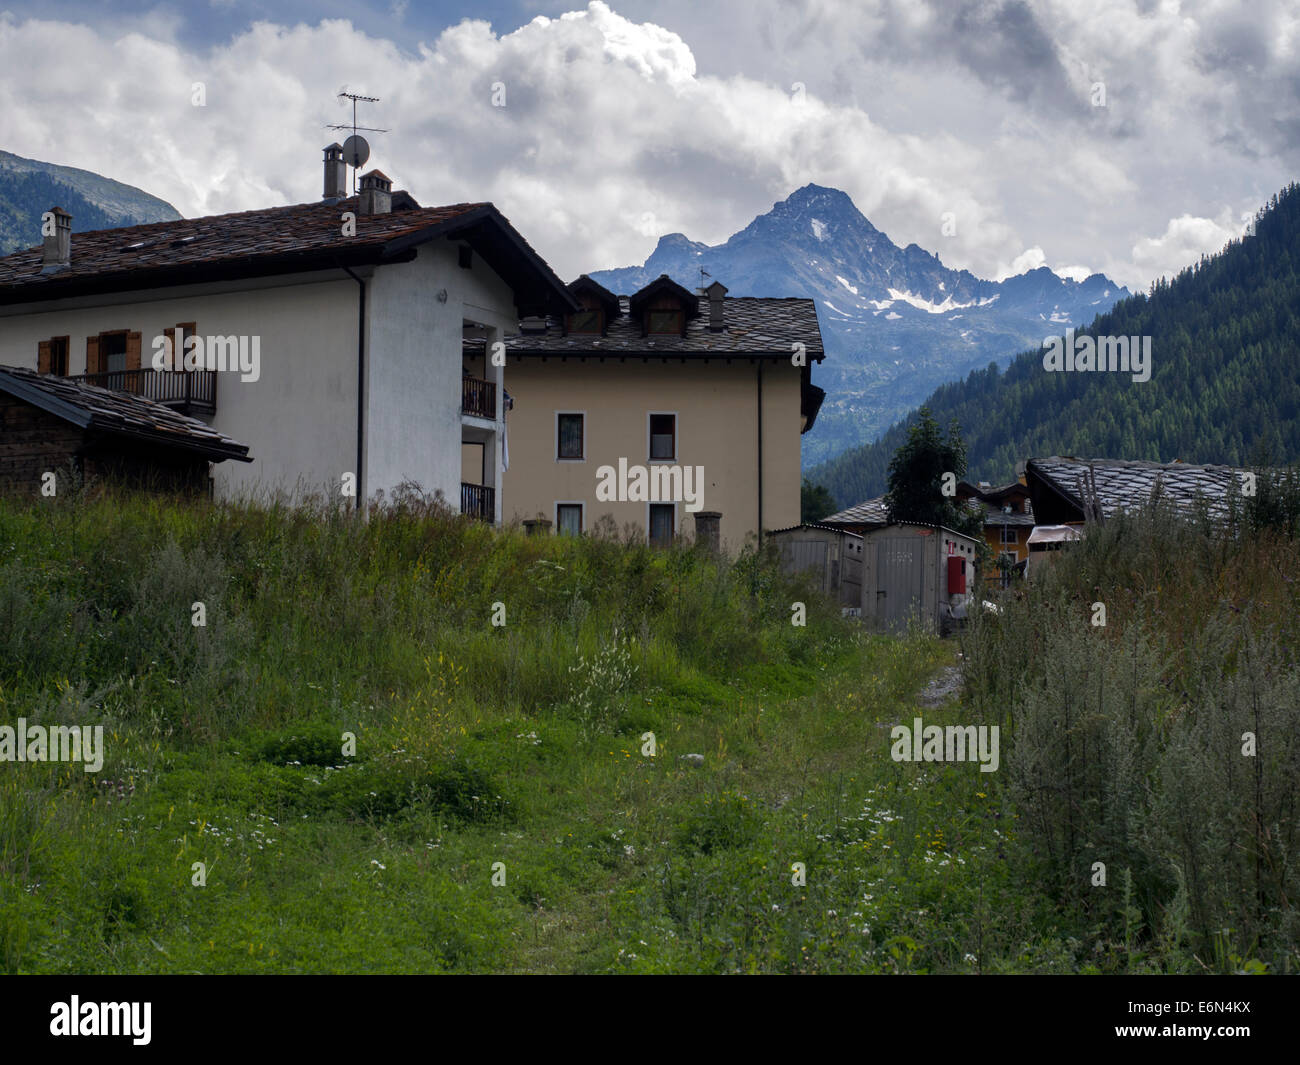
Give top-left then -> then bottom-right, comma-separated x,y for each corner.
0,145 -> 576,516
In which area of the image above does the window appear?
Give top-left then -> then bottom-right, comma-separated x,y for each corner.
646,310 -> 682,334
1000,525 -> 1018,545
567,310 -> 602,334
649,504 -> 675,547
100,332 -> 128,377
649,413 -> 676,461
557,413 -> 584,460
556,504 -> 583,536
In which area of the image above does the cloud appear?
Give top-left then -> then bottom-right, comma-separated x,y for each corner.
1130,209 -> 1254,282
0,0 -> 1294,288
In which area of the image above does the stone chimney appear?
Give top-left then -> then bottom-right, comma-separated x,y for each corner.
322,143 -> 347,201
358,170 -> 392,215
41,207 -> 72,273
705,280 -> 728,332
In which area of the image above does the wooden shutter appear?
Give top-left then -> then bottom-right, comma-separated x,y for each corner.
163,328 -> 176,371
85,335 -> 100,376
37,340 -> 51,374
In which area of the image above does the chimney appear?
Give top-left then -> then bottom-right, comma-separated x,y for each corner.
41,207 -> 72,273
322,143 -> 347,201
358,170 -> 392,215
705,279 -> 728,332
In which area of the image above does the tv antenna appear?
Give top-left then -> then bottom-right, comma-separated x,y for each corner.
327,90 -> 390,193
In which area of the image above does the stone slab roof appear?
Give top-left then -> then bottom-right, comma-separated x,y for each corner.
505,294 -> 825,359
822,496 -> 889,527
0,197 -> 576,316
1027,456 -> 1248,521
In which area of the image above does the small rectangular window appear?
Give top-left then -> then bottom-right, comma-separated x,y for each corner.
1000,525 -> 1018,545
557,413 -> 584,460
100,332 -> 128,376
556,504 -> 583,536
646,310 -> 682,334
567,310 -> 602,334
649,503 -> 675,547
649,413 -> 675,461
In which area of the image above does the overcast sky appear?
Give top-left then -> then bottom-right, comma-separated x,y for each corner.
1,0 -> 1296,288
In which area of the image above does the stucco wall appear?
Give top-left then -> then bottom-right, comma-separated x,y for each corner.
501,358 -> 803,550
365,240 -> 516,508
0,273 -> 358,502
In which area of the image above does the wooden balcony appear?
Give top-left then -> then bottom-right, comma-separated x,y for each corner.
461,376 -> 497,419
68,369 -> 218,415
461,482 -> 495,522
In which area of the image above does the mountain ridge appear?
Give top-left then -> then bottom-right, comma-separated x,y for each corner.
805,181 -> 1300,508
590,184 -> 1130,466
0,149 -> 181,256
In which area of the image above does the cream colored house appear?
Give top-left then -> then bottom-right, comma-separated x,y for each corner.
498,274 -> 826,551
0,146 -> 576,511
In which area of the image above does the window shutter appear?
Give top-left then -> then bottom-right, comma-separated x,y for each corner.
163,328 -> 176,371
86,336 -> 100,375
37,340 -> 51,375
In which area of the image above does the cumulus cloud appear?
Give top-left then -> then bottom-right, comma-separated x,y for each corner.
0,0 -> 1294,287
1130,209 -> 1255,281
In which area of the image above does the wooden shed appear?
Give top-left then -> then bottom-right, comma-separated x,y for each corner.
859,522 -> 981,634
769,523 -> 865,615
0,366 -> 251,495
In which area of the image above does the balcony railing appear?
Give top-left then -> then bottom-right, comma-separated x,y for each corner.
68,369 -> 218,415
461,376 -> 497,419
461,482 -> 495,522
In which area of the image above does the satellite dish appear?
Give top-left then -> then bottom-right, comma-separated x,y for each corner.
342,135 -> 370,169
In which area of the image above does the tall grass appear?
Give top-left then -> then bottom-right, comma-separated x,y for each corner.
963,502 -> 1300,972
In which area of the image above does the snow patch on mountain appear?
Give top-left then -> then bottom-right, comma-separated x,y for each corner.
886,287 -> 976,315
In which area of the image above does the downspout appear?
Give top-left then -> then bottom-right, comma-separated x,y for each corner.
757,360 -> 763,548
342,265 -> 366,511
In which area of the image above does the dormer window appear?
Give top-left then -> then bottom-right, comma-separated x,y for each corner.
646,310 -> 683,334
628,275 -> 699,338
567,309 -> 603,334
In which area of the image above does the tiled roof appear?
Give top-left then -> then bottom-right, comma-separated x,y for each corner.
505,294 -> 825,358
0,366 -> 251,462
1027,456 -> 1247,521
822,496 -> 889,526
0,197 -> 576,315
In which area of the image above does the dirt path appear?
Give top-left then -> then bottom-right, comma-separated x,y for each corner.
916,663 -> 963,708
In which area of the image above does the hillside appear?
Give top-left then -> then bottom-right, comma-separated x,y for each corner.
810,182 -> 1300,507
0,149 -> 180,254
591,185 -> 1129,468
